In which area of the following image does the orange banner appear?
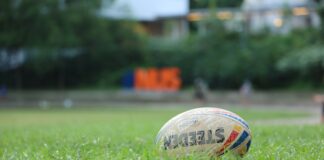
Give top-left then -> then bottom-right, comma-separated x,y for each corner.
134,67 -> 181,91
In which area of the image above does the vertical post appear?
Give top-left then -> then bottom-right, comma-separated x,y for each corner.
322,102 -> 324,124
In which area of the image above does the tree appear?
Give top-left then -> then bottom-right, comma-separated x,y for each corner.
0,0 -> 148,89
190,0 -> 243,9
0,0 -> 102,48
277,45 -> 324,86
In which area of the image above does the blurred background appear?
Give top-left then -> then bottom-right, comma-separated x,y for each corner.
0,0 -> 323,108
1,2 -> 324,159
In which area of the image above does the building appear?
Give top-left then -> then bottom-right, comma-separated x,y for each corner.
99,0 -> 189,39
242,0 -> 320,33
187,0 -> 321,34
188,8 -> 244,34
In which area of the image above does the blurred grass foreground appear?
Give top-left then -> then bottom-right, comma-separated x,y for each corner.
0,107 -> 323,159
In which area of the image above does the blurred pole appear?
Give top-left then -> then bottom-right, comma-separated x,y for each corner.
58,51 -> 66,91
208,0 -> 217,18
15,68 -> 23,106
314,94 -> 324,124
208,0 -> 216,9
58,54 -> 67,108
240,13 -> 248,49
58,62 -> 65,90
322,102 -> 324,124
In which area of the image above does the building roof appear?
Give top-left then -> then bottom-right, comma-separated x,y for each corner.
99,0 -> 189,21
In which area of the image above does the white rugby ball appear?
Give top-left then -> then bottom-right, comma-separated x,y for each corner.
155,107 -> 251,157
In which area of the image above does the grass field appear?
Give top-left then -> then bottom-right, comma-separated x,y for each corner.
0,106 -> 323,159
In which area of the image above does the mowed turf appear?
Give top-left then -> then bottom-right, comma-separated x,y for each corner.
0,107 -> 323,160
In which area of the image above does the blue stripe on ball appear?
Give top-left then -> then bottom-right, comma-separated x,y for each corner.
230,130 -> 249,150
246,139 -> 252,152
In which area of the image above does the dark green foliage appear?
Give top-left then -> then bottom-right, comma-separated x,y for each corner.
0,1 -> 322,89
277,45 -> 324,87
0,0 -> 147,89
147,22 -> 320,89
319,5 -> 324,41
0,0 -> 101,48
190,0 -> 244,9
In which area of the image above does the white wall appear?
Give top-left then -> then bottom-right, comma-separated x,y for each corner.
99,0 -> 189,21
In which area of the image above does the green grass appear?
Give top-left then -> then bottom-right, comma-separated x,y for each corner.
0,107 -> 322,159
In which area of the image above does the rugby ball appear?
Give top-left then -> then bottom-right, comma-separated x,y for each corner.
155,107 -> 251,157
